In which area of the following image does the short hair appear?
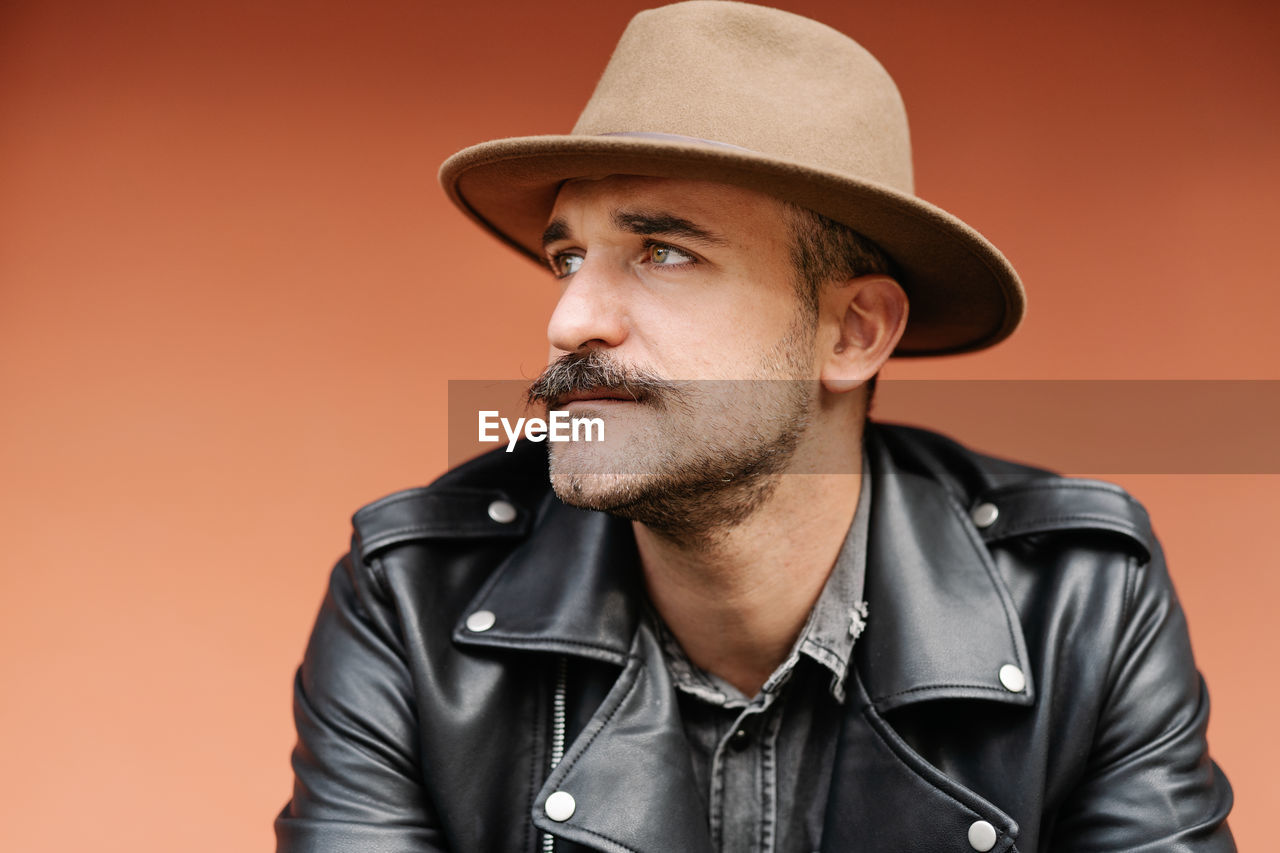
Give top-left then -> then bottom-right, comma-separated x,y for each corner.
784,202 -> 895,319
784,203 -> 896,408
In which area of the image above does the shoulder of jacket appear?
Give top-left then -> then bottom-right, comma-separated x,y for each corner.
973,477 -> 1155,563
350,441 -> 550,562
874,422 -> 1156,562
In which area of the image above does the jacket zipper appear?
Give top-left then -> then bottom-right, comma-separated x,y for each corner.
542,656 -> 568,853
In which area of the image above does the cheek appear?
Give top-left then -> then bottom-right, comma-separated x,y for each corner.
645,296 -> 803,377
712,276 -> 804,338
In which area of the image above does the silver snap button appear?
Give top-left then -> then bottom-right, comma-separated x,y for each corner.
968,819 -> 997,851
465,610 -> 496,633
545,790 -> 576,822
487,500 -> 517,524
999,663 -> 1026,693
971,502 -> 999,528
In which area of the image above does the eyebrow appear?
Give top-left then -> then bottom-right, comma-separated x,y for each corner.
540,209 -> 729,253
613,210 -> 728,246
541,218 -> 570,251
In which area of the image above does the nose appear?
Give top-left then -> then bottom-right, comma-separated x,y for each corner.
546,259 -> 628,354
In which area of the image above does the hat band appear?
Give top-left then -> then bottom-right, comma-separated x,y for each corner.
597,131 -> 755,153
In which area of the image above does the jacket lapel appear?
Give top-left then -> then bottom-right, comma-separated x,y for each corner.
532,625 -> 714,853
452,495 -> 712,852
452,497 -> 642,666
821,669 -> 1020,853
819,427 -> 1030,851
857,427 -> 1035,712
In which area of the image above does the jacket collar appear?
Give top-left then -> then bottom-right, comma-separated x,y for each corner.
453,495 -> 642,666
857,426 -> 1034,711
454,425 -> 1034,710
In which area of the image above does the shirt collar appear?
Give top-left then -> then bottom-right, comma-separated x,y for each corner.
782,452 -> 871,702
648,454 -> 872,706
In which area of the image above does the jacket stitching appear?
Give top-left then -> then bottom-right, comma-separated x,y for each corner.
451,536 -> 590,652
862,706 -> 975,816
553,655 -> 645,780
877,682 -> 1016,700
357,486 -> 504,515
467,635 -> 632,654
364,520 -> 526,544
988,514 -> 1149,556
983,481 -> 1136,499
860,701 -> 1012,833
562,824 -> 641,853
541,658 -> 647,853
992,514 -> 1141,535
376,521 -> 521,535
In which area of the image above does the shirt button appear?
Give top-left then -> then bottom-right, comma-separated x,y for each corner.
545,790 -> 576,822
488,500 -> 518,524
968,819 -> 997,851
971,502 -> 999,528
728,728 -> 751,751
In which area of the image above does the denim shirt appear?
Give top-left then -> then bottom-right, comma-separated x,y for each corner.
646,465 -> 871,853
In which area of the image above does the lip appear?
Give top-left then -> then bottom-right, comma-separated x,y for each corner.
552,390 -> 639,407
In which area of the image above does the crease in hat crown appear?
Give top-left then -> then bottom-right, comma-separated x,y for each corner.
439,0 -> 1025,356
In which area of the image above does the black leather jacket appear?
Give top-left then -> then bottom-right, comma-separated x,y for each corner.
276,423 -> 1234,852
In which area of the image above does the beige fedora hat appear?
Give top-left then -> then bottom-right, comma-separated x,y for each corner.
440,0 -> 1024,356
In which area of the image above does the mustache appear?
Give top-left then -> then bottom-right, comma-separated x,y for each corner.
526,351 -> 685,410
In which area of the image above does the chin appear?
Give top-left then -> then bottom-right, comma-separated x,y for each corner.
546,440 -> 661,508
548,470 -> 650,511
545,426 -> 797,541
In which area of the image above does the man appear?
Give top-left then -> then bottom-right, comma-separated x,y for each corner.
276,3 -> 1234,851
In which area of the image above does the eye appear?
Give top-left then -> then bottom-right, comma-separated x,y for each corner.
550,252 -> 584,278
646,243 -> 696,266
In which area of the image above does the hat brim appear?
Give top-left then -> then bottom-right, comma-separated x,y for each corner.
440,134 -> 1024,356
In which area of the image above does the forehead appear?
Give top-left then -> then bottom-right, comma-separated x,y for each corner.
547,175 -> 793,243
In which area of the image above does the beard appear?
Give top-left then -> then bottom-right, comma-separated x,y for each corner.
526,319 -> 816,544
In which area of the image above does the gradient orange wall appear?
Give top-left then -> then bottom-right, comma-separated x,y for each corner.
2,1 -> 1276,850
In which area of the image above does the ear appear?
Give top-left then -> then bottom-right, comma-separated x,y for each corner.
819,275 -> 909,394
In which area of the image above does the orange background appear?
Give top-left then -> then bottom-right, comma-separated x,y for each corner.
2,1 -> 1276,850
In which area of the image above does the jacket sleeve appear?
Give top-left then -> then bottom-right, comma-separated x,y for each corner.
275,553 -> 450,853
1050,540 -> 1235,852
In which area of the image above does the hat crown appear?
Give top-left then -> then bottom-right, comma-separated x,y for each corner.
572,1 -> 914,193
438,1 -> 1025,356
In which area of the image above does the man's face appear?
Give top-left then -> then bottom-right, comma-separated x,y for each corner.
530,175 -> 822,538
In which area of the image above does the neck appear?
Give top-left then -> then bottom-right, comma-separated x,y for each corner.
635,439 -> 864,697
